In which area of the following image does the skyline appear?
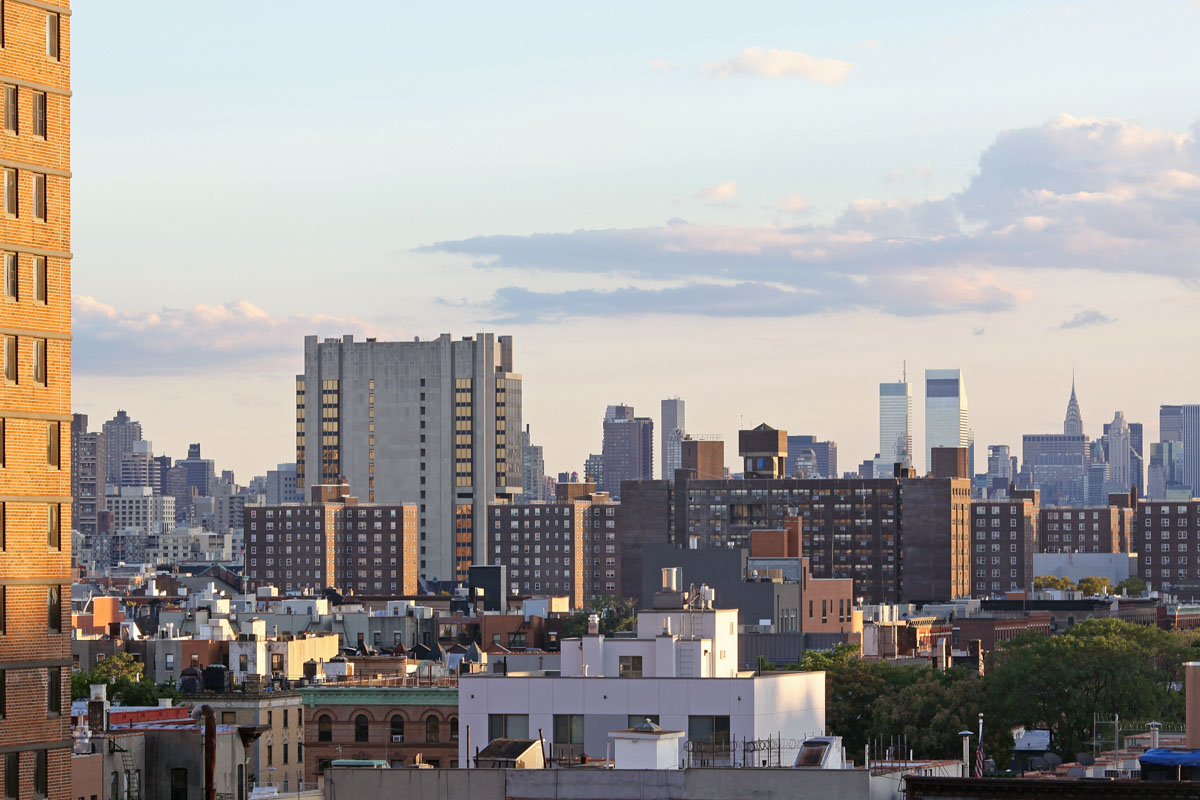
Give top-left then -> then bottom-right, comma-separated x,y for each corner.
68,1 -> 1200,481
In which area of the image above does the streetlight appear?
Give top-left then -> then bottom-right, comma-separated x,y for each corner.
958,731 -> 972,778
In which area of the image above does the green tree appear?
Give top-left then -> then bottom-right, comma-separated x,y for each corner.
73,653 -> 173,706
1115,576 -> 1147,596
562,595 -> 636,637
797,642 -> 860,671
1033,575 -> 1075,591
986,619 -> 1187,758
1076,576 -> 1111,597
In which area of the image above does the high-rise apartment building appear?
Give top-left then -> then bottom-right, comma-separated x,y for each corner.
101,409 -> 141,485
71,413 -> 104,538
925,369 -> 969,474
600,404 -> 652,498
265,463 -> 302,505
969,498 -> 1037,597
245,483 -> 418,596
0,7 -> 71,800
296,334 -> 522,582
879,380 -> 912,470
660,397 -> 685,480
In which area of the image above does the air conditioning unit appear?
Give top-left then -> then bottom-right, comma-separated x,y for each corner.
391,735 -> 404,743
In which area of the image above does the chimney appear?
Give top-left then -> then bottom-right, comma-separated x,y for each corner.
1189,663 -> 1200,749
662,568 -> 679,592
586,614 -> 600,635
1150,721 -> 1162,750
87,684 -> 109,734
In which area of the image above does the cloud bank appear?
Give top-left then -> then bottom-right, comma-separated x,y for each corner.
74,297 -> 384,375
424,115 -> 1200,322
1058,309 -> 1116,330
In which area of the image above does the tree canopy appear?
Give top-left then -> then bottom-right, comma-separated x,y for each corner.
562,595 -> 637,638
72,653 -> 179,706
1033,575 -> 1074,591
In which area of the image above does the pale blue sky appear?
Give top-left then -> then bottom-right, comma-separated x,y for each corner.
71,2 -> 1200,479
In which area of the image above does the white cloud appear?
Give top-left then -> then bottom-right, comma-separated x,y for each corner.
777,193 -> 811,215
703,47 -> 852,84
424,114 -> 1200,322
74,296 -> 386,375
696,180 -> 738,205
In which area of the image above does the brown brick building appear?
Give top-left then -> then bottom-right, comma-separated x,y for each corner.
970,498 -> 1038,597
1137,499 -> 1200,599
0,4 -> 71,800
1038,506 -> 1130,554
245,483 -> 417,596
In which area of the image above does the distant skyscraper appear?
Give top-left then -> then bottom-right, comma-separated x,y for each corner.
986,444 -> 1013,487
1161,404 -> 1184,443
879,380 -> 912,469
601,404 -> 653,498
1103,411 -> 1134,493
925,369 -> 969,473
296,333 -> 522,582
265,463 -> 302,505
71,414 -> 106,539
584,453 -> 603,486
1064,379 -> 1083,436
177,442 -> 216,497
1179,405 -> 1200,494
102,409 -> 143,485
520,424 -> 549,501
787,435 -> 838,479
660,397 -> 686,479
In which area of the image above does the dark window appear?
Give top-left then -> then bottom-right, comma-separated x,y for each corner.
390,716 -> 404,741
354,714 -> 369,742
0,669 -> 5,718
47,422 -> 59,468
3,86 -> 15,134
4,754 -> 16,800
47,504 -> 60,550
425,715 -> 439,743
266,745 -> 272,766
47,667 -> 60,715
48,585 -> 60,632
34,750 -> 47,798
317,715 -> 332,742
170,769 -> 187,800
450,717 -> 458,741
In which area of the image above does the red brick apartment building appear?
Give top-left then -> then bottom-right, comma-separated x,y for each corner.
0,4 -> 72,800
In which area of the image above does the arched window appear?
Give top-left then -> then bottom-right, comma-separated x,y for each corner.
111,772 -> 120,800
390,716 -> 405,742
355,714 -> 370,742
450,717 -> 459,741
317,714 -> 332,742
425,715 -> 440,743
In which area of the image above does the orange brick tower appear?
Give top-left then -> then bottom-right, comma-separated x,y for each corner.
0,3 -> 71,800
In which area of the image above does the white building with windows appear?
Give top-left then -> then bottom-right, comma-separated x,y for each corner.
458,574 -> 825,767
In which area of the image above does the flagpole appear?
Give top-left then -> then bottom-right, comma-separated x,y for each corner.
977,712 -> 985,777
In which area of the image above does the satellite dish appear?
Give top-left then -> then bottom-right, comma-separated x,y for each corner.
1029,757 -> 1048,771
1076,753 -> 1096,766
1043,753 -> 1063,767
1066,767 -> 1085,778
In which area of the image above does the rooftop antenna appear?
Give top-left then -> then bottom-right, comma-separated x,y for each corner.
903,360 -> 907,383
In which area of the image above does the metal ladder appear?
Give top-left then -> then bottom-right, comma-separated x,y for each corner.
120,750 -> 140,800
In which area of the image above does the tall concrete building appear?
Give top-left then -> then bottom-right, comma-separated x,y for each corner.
101,409 -> 142,485
879,380 -> 912,470
176,442 -> 215,497
660,397 -> 685,479
600,404 -> 652,498
265,463 -> 302,505
1101,411 -> 1136,494
71,414 -> 105,538
925,369 -> 969,474
519,424 -> 549,501
0,10 -> 72,798
1178,405 -> 1200,495
296,334 -> 522,582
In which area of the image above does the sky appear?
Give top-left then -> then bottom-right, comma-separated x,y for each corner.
70,1 -> 1200,481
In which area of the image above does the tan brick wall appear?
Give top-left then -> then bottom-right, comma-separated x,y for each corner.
0,3 -> 71,800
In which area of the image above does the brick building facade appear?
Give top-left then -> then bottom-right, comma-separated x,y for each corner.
245,483 -> 417,596
0,5 -> 72,800
970,498 -> 1038,597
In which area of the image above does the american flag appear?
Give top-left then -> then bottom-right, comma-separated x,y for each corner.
974,745 -> 984,777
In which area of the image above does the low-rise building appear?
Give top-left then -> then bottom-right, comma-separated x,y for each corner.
300,684 -> 460,773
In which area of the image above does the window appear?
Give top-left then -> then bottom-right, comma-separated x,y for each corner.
390,715 -> 404,742
425,715 -> 440,743
46,13 -> 59,60
32,174 -> 45,221
450,717 -> 459,741
618,655 -> 643,678
4,253 -> 14,299
354,714 -> 369,742
47,667 -> 60,715
3,753 -> 14,800
3,86 -> 15,134
32,92 -> 45,138
47,422 -> 59,468
0,669 -> 5,719
33,256 -> 45,303
266,745 -> 273,766
221,711 -> 236,725
488,713 -> 528,740
317,714 -> 332,742
47,585 -> 60,631
688,715 -> 731,746
3,169 -> 14,217
47,504 -> 60,550
34,749 -> 47,798
33,337 -> 46,384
